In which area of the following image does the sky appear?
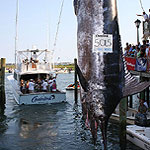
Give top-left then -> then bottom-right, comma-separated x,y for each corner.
0,0 -> 149,63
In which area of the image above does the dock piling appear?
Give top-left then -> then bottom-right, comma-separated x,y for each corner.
74,58 -> 78,104
129,95 -> 133,108
0,58 -> 6,107
140,77 -> 146,101
146,87 -> 149,107
119,97 -> 127,150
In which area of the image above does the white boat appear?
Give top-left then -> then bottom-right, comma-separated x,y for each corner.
55,68 -> 74,74
110,105 -> 150,125
66,86 -> 80,90
110,107 -> 138,125
7,49 -> 66,105
66,83 -> 80,90
127,125 -> 150,150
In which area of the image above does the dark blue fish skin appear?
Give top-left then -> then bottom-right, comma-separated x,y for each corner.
74,0 -> 125,149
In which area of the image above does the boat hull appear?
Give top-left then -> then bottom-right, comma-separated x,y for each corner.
7,75 -> 66,105
127,125 -> 150,150
19,92 -> 66,105
110,106 -> 138,125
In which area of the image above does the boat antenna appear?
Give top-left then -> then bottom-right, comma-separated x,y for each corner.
15,0 -> 19,68
46,22 -> 51,50
139,0 -> 145,12
52,0 -> 65,68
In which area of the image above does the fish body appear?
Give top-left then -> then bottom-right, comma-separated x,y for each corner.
74,0 -> 125,149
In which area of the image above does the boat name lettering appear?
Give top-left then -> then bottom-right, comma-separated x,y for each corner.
31,95 -> 55,103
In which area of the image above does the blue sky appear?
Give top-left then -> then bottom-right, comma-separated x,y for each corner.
0,0 -> 149,63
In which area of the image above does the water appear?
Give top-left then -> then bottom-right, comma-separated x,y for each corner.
0,73 -> 141,150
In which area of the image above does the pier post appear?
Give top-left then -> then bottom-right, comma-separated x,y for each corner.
129,95 -> 133,108
146,87 -> 149,107
74,58 -> 78,104
140,77 -> 146,101
0,58 -> 6,108
119,97 -> 127,150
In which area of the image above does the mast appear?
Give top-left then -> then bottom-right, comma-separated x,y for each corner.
15,0 -> 19,68
52,0 -> 65,69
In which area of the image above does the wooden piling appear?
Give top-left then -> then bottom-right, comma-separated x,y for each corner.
146,87 -> 149,107
140,77 -> 146,101
129,95 -> 133,108
0,58 -> 6,107
119,97 -> 127,150
74,58 -> 78,103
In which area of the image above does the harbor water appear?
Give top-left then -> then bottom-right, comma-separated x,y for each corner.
0,73 -> 141,150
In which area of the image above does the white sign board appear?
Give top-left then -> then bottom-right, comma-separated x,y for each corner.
93,34 -> 113,53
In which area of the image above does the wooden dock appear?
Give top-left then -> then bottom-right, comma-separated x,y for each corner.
0,58 -> 6,109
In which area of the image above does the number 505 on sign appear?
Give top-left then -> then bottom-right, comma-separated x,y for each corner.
92,34 -> 113,53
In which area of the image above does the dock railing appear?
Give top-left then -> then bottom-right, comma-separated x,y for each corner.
19,62 -> 51,73
125,56 -> 149,72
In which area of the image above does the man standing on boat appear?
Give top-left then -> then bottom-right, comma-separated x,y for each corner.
41,79 -> 48,92
28,79 -> 35,93
48,77 -> 53,92
32,52 -> 38,63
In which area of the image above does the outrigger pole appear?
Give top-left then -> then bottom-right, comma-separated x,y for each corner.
52,0 -> 65,69
15,0 -> 19,68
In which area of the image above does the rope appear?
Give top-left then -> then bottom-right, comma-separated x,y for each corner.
139,0 -> 145,12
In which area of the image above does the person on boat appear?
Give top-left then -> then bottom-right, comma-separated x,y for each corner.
30,57 -> 33,63
52,80 -> 57,92
25,80 -> 29,93
41,79 -> 48,92
20,79 -> 23,92
20,79 -> 26,93
48,77 -> 53,92
32,52 -> 38,63
35,79 -> 42,92
28,79 -> 35,93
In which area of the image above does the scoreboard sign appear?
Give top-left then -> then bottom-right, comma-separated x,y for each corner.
93,34 -> 113,53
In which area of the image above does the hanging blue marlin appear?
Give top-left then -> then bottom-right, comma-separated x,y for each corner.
74,0 -> 125,149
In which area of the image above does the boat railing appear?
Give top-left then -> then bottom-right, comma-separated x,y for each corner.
19,62 -> 51,72
125,56 -> 149,72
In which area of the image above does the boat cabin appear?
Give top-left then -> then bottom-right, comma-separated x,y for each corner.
14,49 -> 54,81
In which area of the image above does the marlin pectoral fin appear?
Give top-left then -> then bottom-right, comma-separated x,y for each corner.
76,64 -> 88,92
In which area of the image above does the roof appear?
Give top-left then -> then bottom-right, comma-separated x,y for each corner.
17,49 -> 50,53
123,76 -> 150,97
16,70 -> 54,76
